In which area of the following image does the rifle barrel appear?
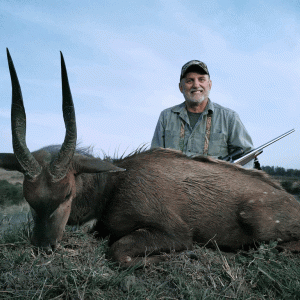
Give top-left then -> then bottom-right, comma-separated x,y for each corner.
234,129 -> 295,165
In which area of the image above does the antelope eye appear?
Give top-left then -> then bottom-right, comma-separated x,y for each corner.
65,190 -> 72,200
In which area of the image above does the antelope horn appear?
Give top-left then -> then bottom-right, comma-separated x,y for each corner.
7,48 -> 42,180
50,52 -> 77,181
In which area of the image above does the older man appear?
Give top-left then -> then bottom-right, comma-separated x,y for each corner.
151,60 -> 254,166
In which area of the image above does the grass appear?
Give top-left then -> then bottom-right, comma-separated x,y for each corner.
1,216 -> 300,299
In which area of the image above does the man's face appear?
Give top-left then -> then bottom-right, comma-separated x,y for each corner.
179,72 -> 212,105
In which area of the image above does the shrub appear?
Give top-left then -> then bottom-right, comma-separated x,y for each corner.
0,180 -> 24,206
281,180 -> 300,195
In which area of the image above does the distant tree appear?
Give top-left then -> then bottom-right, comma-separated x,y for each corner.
286,169 -> 295,177
261,166 -> 275,175
274,167 -> 285,176
261,166 -> 300,178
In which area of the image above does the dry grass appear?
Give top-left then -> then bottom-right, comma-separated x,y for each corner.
1,218 -> 300,300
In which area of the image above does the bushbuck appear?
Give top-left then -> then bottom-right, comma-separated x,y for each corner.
1,49 -> 300,267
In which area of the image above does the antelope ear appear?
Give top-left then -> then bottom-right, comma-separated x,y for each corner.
73,156 -> 126,174
0,153 -> 24,172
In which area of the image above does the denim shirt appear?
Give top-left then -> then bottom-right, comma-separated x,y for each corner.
151,100 -> 254,159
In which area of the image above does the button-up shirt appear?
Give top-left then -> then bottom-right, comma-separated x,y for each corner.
151,99 -> 254,159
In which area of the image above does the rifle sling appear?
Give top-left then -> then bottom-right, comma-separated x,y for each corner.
179,111 -> 212,155
203,112 -> 212,156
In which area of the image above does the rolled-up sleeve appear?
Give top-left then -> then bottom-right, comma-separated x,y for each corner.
228,112 -> 254,154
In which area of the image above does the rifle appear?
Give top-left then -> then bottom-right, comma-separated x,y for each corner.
220,129 -> 295,166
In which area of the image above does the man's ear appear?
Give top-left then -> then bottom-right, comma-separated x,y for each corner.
73,155 -> 125,174
179,81 -> 183,93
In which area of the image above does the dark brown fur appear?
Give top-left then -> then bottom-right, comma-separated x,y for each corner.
35,147 -> 299,267
3,145 -> 300,267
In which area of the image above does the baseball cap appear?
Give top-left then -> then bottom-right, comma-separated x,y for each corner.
180,60 -> 209,80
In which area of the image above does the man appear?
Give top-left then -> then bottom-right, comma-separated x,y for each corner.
151,60 -> 254,167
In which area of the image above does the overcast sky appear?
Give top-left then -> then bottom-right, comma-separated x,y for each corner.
0,0 -> 299,169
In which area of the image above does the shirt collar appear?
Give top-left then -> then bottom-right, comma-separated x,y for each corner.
171,99 -> 214,115
205,99 -> 214,115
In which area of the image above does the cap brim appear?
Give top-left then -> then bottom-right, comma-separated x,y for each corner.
180,65 -> 208,80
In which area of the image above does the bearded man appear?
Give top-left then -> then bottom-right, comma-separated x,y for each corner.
151,60 -> 254,167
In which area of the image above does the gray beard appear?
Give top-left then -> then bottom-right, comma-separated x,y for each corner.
185,91 -> 209,106
187,95 -> 206,105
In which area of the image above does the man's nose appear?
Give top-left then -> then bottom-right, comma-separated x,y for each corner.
192,79 -> 201,88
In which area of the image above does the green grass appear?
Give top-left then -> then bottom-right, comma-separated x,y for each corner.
1,218 -> 300,299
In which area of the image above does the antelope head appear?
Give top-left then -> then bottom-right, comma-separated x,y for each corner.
0,50 -> 124,251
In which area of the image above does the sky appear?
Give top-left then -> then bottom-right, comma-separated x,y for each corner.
0,0 -> 299,169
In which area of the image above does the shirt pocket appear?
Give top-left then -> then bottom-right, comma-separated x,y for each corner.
208,132 -> 228,157
190,133 -> 205,154
164,130 -> 180,150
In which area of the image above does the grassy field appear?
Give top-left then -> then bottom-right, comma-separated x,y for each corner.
1,219 -> 300,299
1,169 -> 300,299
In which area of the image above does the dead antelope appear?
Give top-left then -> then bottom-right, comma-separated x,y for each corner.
1,49 -> 300,267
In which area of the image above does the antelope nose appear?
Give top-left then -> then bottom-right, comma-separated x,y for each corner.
43,245 -> 54,255
31,235 -> 57,252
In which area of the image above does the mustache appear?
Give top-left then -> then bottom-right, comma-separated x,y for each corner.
190,88 -> 204,93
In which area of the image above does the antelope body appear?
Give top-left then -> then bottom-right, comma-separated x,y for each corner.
1,50 -> 300,267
